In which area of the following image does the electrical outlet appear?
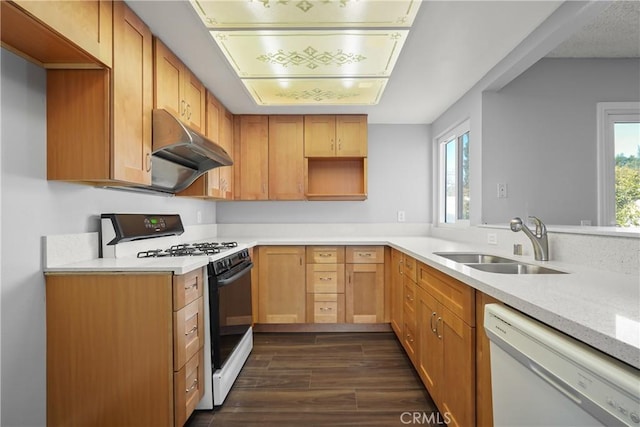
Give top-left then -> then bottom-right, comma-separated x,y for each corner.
196,211 -> 202,224
497,183 -> 508,198
487,233 -> 498,245
397,211 -> 406,222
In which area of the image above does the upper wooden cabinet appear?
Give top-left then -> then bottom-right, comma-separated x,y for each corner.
304,115 -> 367,157
178,92 -> 234,200
47,1 -> 152,186
235,115 -> 269,200
153,38 -> 205,133
1,0 -> 113,68
268,116 -> 305,200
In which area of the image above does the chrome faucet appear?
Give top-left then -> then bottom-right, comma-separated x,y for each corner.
510,216 -> 549,261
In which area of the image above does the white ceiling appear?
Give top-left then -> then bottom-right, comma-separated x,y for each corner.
126,1 -> 637,124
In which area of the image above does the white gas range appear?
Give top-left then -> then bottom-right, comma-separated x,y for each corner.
100,213 -> 254,409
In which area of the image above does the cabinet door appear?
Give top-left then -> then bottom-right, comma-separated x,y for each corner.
238,116 -> 269,200
336,115 -> 367,157
268,116 -> 304,200
416,286 -> 442,402
12,0 -> 113,67
258,246 -> 306,323
304,115 -> 336,157
390,249 -> 404,337
204,93 -> 222,197
219,109 -> 234,199
345,263 -> 384,323
476,292 -> 500,427
441,306 -> 476,427
111,1 -> 152,185
183,68 -> 206,133
154,38 -> 184,119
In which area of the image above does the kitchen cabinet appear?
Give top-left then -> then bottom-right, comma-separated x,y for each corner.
46,1 -> 153,186
401,254 -> 418,363
258,246 -> 306,323
415,262 -> 475,427
390,249 -> 404,337
235,115 -> 269,200
475,291 -> 501,427
154,38 -> 205,133
345,246 -> 385,323
1,0 -> 113,68
178,92 -> 234,199
306,246 -> 346,323
304,115 -> 367,157
269,116 -> 305,200
45,267 -> 206,427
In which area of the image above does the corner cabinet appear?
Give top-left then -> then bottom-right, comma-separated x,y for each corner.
46,1 -> 153,186
45,267 -> 206,427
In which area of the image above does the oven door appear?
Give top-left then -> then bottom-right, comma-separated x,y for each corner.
210,261 -> 253,369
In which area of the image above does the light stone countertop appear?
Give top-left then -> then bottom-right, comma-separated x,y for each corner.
44,235 -> 640,369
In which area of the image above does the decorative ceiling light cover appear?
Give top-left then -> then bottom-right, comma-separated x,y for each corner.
188,0 -> 421,105
243,78 -> 388,105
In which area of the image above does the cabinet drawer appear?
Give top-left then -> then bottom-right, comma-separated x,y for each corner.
173,297 -> 204,370
174,350 -> 205,427
403,280 -> 416,320
306,246 -> 345,263
306,293 -> 345,323
346,246 -> 384,264
403,254 -> 417,283
173,267 -> 205,309
417,262 -> 475,326
306,264 -> 345,293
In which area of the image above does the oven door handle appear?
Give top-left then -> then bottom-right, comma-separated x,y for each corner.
217,262 -> 254,287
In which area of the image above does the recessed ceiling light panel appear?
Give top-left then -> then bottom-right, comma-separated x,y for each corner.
211,30 -> 409,78
190,0 -> 421,28
242,78 -> 388,105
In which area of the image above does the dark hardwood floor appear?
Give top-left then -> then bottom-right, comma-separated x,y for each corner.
185,332 -> 441,427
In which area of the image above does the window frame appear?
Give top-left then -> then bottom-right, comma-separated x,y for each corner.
596,102 -> 640,226
436,119 -> 470,227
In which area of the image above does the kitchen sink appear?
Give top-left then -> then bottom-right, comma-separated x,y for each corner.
434,252 -> 515,264
433,252 -> 566,274
468,263 -> 566,275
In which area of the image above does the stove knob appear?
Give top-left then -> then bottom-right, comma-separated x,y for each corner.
217,261 -> 225,270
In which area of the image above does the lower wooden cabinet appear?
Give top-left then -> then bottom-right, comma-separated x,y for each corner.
306,246 -> 346,323
257,246 -> 306,323
390,249 -> 404,336
45,268 -> 206,427
345,246 -> 385,323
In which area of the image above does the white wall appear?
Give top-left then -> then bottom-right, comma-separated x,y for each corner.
216,124 -> 432,224
0,49 -> 218,427
482,58 -> 640,225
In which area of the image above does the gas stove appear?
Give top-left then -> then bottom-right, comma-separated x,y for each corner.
136,241 -> 238,258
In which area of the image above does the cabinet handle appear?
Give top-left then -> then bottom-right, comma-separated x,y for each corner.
185,281 -> 198,291
348,274 -> 351,284
406,294 -> 413,302
319,277 -> 332,281
318,253 -> 332,257
262,183 -> 266,194
338,142 -> 342,151
185,325 -> 198,336
298,183 -> 303,193
181,100 -> 186,117
144,152 -> 152,172
436,317 -> 443,340
358,252 -> 372,257
430,312 -> 437,333
186,103 -> 192,120
319,307 -> 333,311
300,257 -> 303,266
406,333 -> 414,344
185,378 -> 198,393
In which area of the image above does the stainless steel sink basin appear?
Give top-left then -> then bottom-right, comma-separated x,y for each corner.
467,263 -> 566,275
433,252 -> 566,274
434,252 -> 515,264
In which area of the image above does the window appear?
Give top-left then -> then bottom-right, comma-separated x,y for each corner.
438,120 -> 470,224
597,102 -> 640,227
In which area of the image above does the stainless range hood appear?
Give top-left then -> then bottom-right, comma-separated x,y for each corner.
148,108 -> 233,193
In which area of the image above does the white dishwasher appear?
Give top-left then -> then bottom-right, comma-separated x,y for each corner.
484,304 -> 640,426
